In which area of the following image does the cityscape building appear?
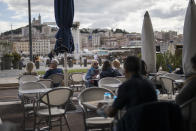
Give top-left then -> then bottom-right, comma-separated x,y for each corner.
0,14 -> 183,58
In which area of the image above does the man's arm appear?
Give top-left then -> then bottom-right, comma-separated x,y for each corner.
104,84 -> 128,117
104,106 -> 118,117
43,70 -> 50,79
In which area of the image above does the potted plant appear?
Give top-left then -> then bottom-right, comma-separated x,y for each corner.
3,53 -> 13,70
12,52 -> 21,69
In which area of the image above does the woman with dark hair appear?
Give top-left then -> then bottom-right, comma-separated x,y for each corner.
100,60 -> 121,79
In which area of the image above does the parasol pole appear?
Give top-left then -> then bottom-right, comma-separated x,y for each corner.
64,52 -> 68,86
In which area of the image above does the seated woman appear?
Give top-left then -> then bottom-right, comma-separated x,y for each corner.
85,60 -> 99,87
112,59 -> 124,75
176,54 -> 196,105
100,60 -> 122,79
23,62 -> 37,76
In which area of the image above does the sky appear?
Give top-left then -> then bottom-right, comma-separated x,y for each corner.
0,0 -> 190,34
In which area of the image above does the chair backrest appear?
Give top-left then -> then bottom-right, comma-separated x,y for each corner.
19,81 -> 46,91
115,76 -> 126,83
118,101 -> 184,131
48,73 -> 64,87
19,75 -> 39,84
37,79 -> 52,88
160,76 -> 175,94
19,82 -> 47,98
150,71 -> 168,82
70,73 -> 84,82
78,87 -> 115,104
41,88 -> 72,106
98,77 -> 121,91
98,77 -> 121,87
0,121 -> 19,131
82,74 -> 87,82
164,73 -> 182,80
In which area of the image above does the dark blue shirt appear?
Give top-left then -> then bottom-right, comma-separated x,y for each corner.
113,74 -> 157,110
100,68 -> 122,79
43,68 -> 63,79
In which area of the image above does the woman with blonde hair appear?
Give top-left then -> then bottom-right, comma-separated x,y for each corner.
23,62 -> 37,76
112,59 -> 124,75
85,60 -> 99,87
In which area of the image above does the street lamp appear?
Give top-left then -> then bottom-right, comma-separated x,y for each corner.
28,0 -> 33,61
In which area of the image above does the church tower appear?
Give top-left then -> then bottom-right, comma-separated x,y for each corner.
38,14 -> 41,24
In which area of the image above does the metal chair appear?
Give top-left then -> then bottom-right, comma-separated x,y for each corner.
48,73 -> 64,87
115,76 -> 126,83
19,82 -> 47,130
78,87 -> 115,131
69,73 -> 85,91
164,73 -> 183,80
98,77 -> 121,92
180,97 -> 196,131
19,75 -> 39,85
34,88 -> 73,131
160,76 -> 175,95
37,79 -> 53,88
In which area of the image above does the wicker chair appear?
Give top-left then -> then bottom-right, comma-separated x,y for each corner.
19,82 -> 47,130
78,87 -> 115,131
115,76 -> 126,83
160,76 -> 175,95
98,77 -> 121,92
37,79 -> 53,88
69,73 -> 85,91
48,74 -> 64,87
35,88 -> 73,131
19,75 -> 39,85
164,73 -> 183,80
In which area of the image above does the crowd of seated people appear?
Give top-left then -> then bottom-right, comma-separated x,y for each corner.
85,57 -> 151,88
17,53 -> 196,131
85,59 -> 123,87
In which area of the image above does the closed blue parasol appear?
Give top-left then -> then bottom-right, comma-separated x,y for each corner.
54,0 -> 74,86
54,0 -> 74,54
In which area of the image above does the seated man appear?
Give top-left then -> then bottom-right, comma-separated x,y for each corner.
43,59 -> 63,79
103,56 -> 157,117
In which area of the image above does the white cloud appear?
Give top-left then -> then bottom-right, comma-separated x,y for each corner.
0,0 -> 191,33
0,21 -> 27,33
